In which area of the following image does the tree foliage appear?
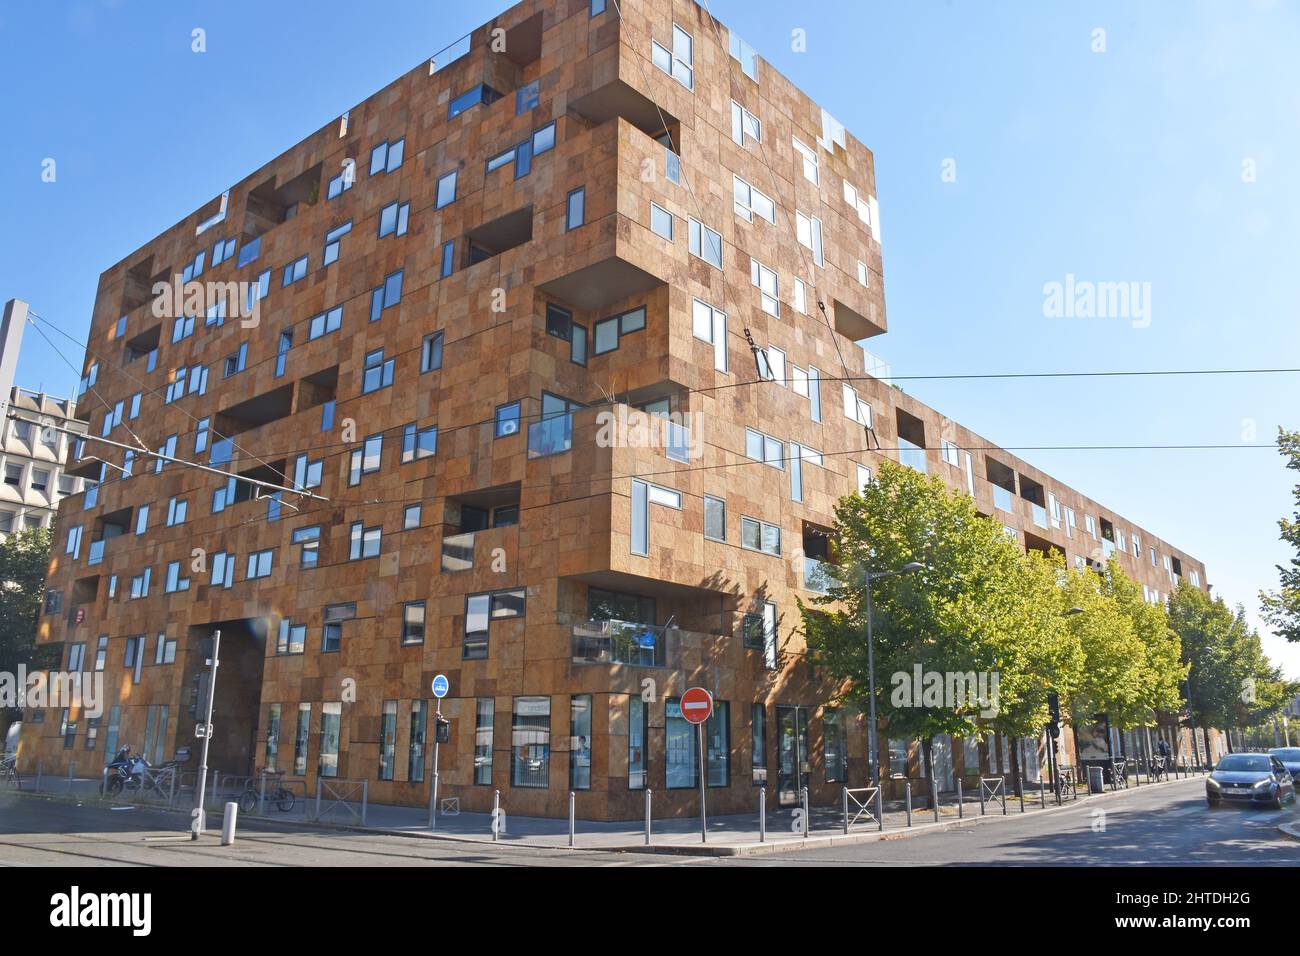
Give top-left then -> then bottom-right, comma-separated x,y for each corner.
1260,428 -> 1300,643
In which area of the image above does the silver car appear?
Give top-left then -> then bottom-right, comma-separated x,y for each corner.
1269,747 -> 1300,781
1206,753 -> 1296,809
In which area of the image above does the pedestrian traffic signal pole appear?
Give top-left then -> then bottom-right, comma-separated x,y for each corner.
192,630 -> 220,841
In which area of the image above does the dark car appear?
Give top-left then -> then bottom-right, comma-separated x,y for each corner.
1206,753 -> 1296,809
1269,747 -> 1300,781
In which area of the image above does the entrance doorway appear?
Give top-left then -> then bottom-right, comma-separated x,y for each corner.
186,618 -> 268,778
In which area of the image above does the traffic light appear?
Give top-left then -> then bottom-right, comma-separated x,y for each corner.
1047,692 -> 1061,724
435,715 -> 451,744
1048,723 -> 1060,739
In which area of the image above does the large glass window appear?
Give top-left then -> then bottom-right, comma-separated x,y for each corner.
511,697 -> 550,788
706,701 -> 730,787
629,696 -> 647,790
409,701 -> 428,782
319,703 -> 342,778
474,699 -> 495,785
824,709 -> 846,783
751,704 -> 767,785
265,704 -> 281,772
665,698 -> 697,789
570,695 -> 592,790
378,700 -> 397,780
293,703 -> 311,775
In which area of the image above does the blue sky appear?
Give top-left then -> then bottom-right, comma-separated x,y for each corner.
2,1 -> 1297,676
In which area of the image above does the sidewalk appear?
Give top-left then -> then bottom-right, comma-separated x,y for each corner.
4,766 -> 1211,857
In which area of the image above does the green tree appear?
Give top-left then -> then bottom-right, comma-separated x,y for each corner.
0,526 -> 53,742
1261,428 -> 1300,643
800,461 -> 1069,786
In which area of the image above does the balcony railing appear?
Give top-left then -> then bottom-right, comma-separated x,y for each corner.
572,619 -> 671,668
993,486 -> 1014,512
803,557 -> 839,594
528,414 -> 572,459
441,531 -> 475,573
897,439 -> 927,474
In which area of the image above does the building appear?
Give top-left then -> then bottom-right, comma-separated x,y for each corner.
0,299 -> 88,537
21,0 -> 1215,817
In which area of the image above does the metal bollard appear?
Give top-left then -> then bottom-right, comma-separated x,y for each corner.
979,781 -> 986,815
645,788 -> 652,846
801,786 -> 810,837
361,780 -> 369,826
492,789 -> 501,842
905,782 -> 913,826
221,802 -> 238,846
1002,780 -> 1008,815
68,762 -> 75,792
1039,779 -> 1046,808
957,778 -> 964,818
211,772 -> 222,810
842,787 -> 849,834
875,786 -> 884,832
1018,784 -> 1025,813
168,768 -> 177,806
931,778 -> 939,822
759,788 -> 766,842
258,772 -> 267,815
101,766 -> 109,797
568,791 -> 575,848
314,778 -> 322,821
36,759 -> 42,791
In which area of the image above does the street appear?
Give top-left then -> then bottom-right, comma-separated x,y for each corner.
2,778 -> 1296,867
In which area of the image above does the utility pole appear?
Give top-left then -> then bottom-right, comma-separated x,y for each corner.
191,630 -> 220,840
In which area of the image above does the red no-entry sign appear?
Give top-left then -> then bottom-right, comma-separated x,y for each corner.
681,687 -> 713,725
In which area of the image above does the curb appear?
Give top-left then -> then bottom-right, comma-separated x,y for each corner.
1276,821 -> 1300,843
2,773 -> 1208,857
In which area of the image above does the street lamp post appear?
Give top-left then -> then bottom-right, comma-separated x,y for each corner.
866,562 -> 925,787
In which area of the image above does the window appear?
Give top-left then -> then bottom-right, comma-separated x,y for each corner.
665,698 -> 697,789
544,303 -> 588,365
171,314 -> 195,343
369,137 -> 405,175
744,428 -> 785,469
134,503 -> 150,535
166,497 -> 188,526
349,522 -> 381,560
751,703 -> 768,784
516,79 -> 540,114
378,201 -> 409,238
94,635 -> 108,672
129,568 -> 152,599
237,237 -> 261,267
441,240 -> 455,278
222,343 -> 248,378
566,187 -> 585,230
730,101 -> 761,145
448,83 -> 502,119
729,29 -> 759,80
475,699 -> 495,784
495,402 -> 521,438
210,551 -> 235,589
436,170 -> 458,209
941,440 -> 960,467
276,620 -> 307,655
349,434 -> 383,484
592,306 -> 646,355
824,709 -> 846,782
322,603 -> 355,653
512,697 -> 551,788
664,146 -> 681,185
630,479 -> 683,555
182,250 -> 205,282
30,468 -> 49,494
704,495 -> 726,541
293,454 -> 323,490
123,635 -> 146,683
401,424 -> 438,462
291,525 -> 321,568
246,549 -> 273,580
650,202 -> 673,240
293,704 -> 311,774
323,221 -> 351,264
751,259 -> 780,316
319,703 -> 342,779
370,270 -> 403,319
3,464 -> 20,487
570,696 -> 592,790
409,700 -> 428,782
857,259 -> 869,287
793,137 -> 819,184
734,176 -> 775,224
796,211 -> 824,266
362,349 -> 395,394
403,505 -> 421,530
706,702 -> 730,787
421,331 -> 444,372
652,24 -> 693,89
463,589 -> 526,659
741,516 -> 781,555
688,218 -> 723,269
842,384 -> 871,426
326,166 -> 353,199
402,602 -> 425,645
281,255 -> 308,287
308,305 -> 343,340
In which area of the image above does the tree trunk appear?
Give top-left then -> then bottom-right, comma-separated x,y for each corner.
1009,736 -> 1022,796
921,737 -> 933,808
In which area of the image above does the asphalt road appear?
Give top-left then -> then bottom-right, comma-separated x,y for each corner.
722,777 -> 1300,866
1,778 -> 1296,867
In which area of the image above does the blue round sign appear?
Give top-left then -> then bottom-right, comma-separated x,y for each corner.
431,674 -> 449,699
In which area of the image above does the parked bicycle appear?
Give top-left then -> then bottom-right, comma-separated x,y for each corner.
1149,755 -> 1168,781
0,753 -> 20,790
239,771 -> 296,814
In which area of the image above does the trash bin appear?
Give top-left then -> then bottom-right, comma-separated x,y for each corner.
1087,765 -> 1104,794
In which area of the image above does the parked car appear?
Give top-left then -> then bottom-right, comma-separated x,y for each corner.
1269,747 -> 1300,780
1206,753 -> 1296,809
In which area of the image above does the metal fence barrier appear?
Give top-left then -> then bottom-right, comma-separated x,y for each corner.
980,776 -> 1007,815
310,778 -> 369,825
842,786 -> 883,832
